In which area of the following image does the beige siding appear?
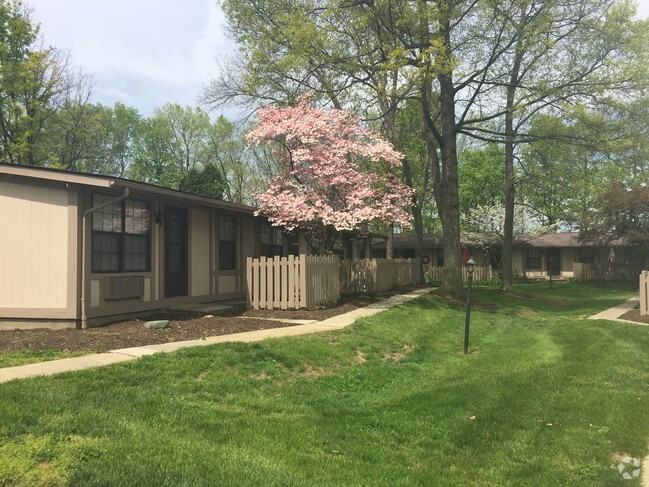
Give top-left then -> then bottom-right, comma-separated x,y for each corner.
218,275 -> 237,294
561,250 -> 574,276
0,181 -> 69,308
238,215 -> 256,294
512,248 -> 524,275
241,215 -> 256,262
190,209 -> 210,296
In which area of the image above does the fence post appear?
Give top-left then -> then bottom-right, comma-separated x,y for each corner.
641,271 -> 648,316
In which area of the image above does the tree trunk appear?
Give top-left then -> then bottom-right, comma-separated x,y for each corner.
437,71 -> 464,299
501,30 -> 524,293
412,207 -> 425,283
386,222 -> 394,259
502,130 -> 515,292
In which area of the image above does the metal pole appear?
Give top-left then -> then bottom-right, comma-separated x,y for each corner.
464,269 -> 473,354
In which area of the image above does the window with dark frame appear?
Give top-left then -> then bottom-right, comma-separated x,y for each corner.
260,223 -> 284,257
287,232 -> 300,256
579,247 -> 594,264
436,248 -> 444,267
219,214 -> 237,270
526,248 -> 541,269
91,194 -> 150,273
402,249 -> 416,259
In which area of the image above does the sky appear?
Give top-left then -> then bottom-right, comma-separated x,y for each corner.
27,0 -> 649,119
28,0 -> 237,117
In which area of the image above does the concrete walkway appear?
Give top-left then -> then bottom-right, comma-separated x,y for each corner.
0,288 -> 432,384
589,295 -> 645,325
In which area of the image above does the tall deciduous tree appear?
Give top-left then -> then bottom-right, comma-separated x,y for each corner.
0,0 -> 69,165
43,75 -> 115,174
520,98 -> 649,231
581,183 -> 649,263
108,102 -> 142,177
248,94 -> 412,253
458,144 -> 505,219
128,104 -> 210,189
179,163 -> 226,199
207,0 -> 644,298
479,0 -> 642,292
204,116 -> 265,205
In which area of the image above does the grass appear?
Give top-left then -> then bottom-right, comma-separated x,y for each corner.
0,282 -> 647,486
0,349 -> 87,368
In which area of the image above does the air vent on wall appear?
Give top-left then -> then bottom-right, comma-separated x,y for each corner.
104,276 -> 145,300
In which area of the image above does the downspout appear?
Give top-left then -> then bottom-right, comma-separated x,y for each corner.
80,187 -> 129,329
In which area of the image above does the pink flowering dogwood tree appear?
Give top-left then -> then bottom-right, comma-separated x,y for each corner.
247,94 -> 413,253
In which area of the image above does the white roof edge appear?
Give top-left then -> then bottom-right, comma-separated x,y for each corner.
115,180 -> 256,214
0,163 -> 114,188
0,163 -> 257,215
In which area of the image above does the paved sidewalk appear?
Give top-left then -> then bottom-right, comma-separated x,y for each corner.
0,288 -> 432,384
588,295 -> 644,325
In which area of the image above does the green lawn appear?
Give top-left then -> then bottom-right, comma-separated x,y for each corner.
0,282 -> 647,486
0,349 -> 87,368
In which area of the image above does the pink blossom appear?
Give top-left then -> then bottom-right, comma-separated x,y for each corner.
250,93 -> 413,234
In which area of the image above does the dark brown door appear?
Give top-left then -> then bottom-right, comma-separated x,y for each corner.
547,249 -> 561,276
165,207 -> 188,297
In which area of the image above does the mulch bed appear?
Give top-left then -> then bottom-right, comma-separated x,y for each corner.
619,309 -> 649,325
6,286 -> 641,355
241,293 -> 383,321
0,291 -> 400,354
0,317 -> 300,354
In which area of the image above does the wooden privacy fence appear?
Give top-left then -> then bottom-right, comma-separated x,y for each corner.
641,271 -> 648,317
426,265 -> 493,283
247,256 -> 420,310
340,258 -> 421,294
246,255 -> 340,310
574,263 -> 642,282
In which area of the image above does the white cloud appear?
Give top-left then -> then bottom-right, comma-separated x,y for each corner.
28,0 -> 236,115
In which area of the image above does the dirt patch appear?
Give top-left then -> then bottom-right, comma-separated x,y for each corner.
299,366 -> 334,378
517,310 -> 536,318
382,344 -> 415,363
0,291 -> 416,354
618,309 -> 649,325
355,349 -> 367,364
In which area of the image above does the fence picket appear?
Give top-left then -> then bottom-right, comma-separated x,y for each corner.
299,255 -> 307,308
574,263 -> 642,282
247,256 -> 422,310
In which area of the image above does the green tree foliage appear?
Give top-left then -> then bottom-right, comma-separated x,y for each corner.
42,77 -> 115,174
127,105 -> 255,201
204,116 -> 267,205
178,163 -> 226,199
128,115 -> 176,186
0,0 -> 68,165
0,1 -> 280,207
581,183 -> 649,262
521,101 -> 648,230
458,144 -> 505,220
109,102 -> 142,177
208,0 -> 644,298
128,104 -> 209,189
